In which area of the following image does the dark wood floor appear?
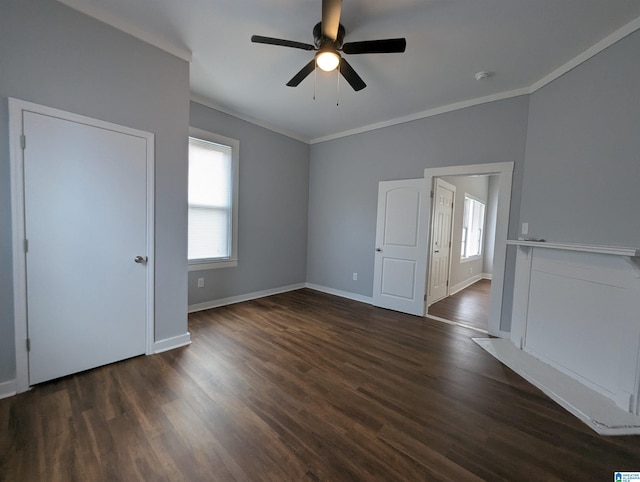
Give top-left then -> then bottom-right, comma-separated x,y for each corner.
428,279 -> 491,331
2,288 -> 640,481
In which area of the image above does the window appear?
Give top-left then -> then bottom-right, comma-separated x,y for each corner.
188,128 -> 239,270
461,195 -> 485,259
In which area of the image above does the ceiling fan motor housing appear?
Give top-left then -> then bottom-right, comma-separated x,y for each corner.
313,22 -> 345,49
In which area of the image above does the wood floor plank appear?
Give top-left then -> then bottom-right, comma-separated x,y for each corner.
2,288 -> 640,481
429,279 -> 491,330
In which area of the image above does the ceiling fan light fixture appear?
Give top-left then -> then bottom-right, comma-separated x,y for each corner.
316,50 -> 340,72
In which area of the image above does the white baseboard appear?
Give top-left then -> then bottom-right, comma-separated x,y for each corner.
0,379 -> 17,400
483,272 -> 492,281
305,283 -> 374,305
153,332 -> 191,354
449,274 -> 484,296
188,283 -> 306,313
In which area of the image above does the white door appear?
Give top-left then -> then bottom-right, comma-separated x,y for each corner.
428,178 -> 455,305
372,179 -> 429,316
23,110 -> 149,385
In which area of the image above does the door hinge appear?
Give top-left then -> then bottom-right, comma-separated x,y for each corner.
446,281 -> 449,286
24,239 -> 28,253
20,134 -> 26,150
424,294 -> 427,301
430,190 -> 434,198
26,338 -> 31,351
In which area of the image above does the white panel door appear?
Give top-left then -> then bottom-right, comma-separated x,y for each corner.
428,179 -> 455,305
23,111 -> 148,385
372,179 -> 429,316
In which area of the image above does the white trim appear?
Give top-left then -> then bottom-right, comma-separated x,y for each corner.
426,314 -> 489,335
188,127 -> 240,269
145,132 -> 156,355
425,162 -> 513,338
188,259 -> 238,271
449,274 -> 484,297
9,100 -> 28,393
305,283 -> 374,305
153,332 -> 192,354
310,88 -> 530,144
9,98 -> 156,392
506,239 -> 639,257
483,272 -> 492,281
190,94 -> 310,144
459,255 -> 482,264
425,162 -> 513,178
57,0 -> 192,62
0,380 -> 17,400
529,16 -> 640,93
188,283 -> 306,313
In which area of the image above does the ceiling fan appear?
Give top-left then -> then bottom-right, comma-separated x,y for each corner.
251,0 -> 406,92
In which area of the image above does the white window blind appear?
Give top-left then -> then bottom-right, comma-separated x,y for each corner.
461,195 -> 486,259
188,137 -> 233,261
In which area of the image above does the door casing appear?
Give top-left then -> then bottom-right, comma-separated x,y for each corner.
9,98 -> 155,393
425,162 -> 513,338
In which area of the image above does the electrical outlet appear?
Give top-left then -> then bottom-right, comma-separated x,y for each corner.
352,272 -> 358,281
522,222 -> 529,235
197,278 -> 205,288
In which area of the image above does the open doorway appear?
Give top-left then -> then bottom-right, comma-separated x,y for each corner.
427,174 -> 499,332
423,163 -> 513,337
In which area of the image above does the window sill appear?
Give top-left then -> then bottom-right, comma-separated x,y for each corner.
460,255 -> 482,263
188,259 -> 238,271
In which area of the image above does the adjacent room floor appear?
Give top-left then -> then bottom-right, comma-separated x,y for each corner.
428,279 -> 491,332
2,288 -> 639,481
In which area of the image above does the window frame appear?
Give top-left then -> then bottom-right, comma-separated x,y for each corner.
188,127 -> 239,271
460,193 -> 486,262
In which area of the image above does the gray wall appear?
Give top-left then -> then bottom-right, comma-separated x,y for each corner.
442,175 -> 489,289
520,29 -> 640,247
0,0 -> 190,383
307,96 -> 530,299
188,102 -> 309,305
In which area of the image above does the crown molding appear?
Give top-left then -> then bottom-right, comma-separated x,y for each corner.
190,93 -> 311,144
309,88 -> 531,144
529,15 -> 640,93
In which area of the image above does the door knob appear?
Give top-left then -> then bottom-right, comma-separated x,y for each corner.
434,250 -> 440,253
375,248 -> 382,252
134,256 -> 147,264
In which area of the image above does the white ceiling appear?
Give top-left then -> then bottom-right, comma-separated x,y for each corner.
59,0 -> 640,142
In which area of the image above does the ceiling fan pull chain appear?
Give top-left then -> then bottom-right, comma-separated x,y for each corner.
313,64 -> 317,101
336,64 -> 340,106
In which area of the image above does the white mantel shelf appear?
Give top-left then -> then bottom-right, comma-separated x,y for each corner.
507,239 -> 640,257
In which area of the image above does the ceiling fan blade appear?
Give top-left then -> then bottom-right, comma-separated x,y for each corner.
286,59 -> 316,87
322,0 -> 342,41
251,35 -> 315,51
342,38 -> 407,55
339,57 -> 366,91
